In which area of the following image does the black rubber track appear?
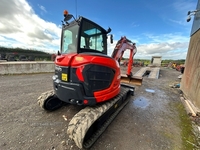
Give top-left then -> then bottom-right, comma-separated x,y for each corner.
37,90 -> 63,111
67,87 -> 132,149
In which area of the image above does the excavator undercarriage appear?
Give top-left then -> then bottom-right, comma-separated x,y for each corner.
38,84 -> 134,149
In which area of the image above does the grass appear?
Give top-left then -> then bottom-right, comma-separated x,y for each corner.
175,102 -> 198,150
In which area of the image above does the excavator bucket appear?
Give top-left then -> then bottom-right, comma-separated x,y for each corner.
120,74 -> 143,86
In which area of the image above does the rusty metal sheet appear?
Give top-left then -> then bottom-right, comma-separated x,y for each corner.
120,74 -> 143,86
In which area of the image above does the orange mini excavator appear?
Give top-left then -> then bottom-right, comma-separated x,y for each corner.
38,10 -> 141,149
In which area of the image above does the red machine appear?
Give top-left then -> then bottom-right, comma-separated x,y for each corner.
111,36 -> 137,76
111,37 -> 142,85
38,10 -> 137,149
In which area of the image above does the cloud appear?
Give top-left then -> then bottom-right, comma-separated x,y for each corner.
143,32 -> 189,43
169,19 -> 187,26
169,0 -> 197,26
0,0 -> 192,59
107,33 -> 189,60
38,5 -> 47,13
173,0 -> 196,13
0,0 -> 60,53
131,22 -> 139,28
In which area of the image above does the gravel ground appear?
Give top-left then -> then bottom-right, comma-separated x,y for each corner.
0,67 -> 198,150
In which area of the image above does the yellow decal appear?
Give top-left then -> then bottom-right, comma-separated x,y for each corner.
62,73 -> 68,81
75,57 -> 83,61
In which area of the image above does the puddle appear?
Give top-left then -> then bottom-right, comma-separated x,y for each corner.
133,96 -> 149,109
145,89 -> 155,93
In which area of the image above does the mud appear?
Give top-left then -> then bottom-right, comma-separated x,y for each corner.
0,67 -> 199,150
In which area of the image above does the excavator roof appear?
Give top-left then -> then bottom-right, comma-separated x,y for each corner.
63,15 -> 109,34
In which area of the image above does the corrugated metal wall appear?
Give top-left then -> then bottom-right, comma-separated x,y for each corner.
181,29 -> 200,109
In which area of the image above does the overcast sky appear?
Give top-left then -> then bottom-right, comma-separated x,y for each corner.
0,0 -> 197,60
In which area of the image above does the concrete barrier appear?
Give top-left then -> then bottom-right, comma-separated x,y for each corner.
0,61 -> 55,75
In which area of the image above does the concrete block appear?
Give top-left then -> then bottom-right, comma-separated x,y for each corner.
0,61 -> 55,75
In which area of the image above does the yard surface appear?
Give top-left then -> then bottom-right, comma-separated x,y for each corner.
0,67 -> 198,150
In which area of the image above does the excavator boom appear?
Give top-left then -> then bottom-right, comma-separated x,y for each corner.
112,36 -> 143,86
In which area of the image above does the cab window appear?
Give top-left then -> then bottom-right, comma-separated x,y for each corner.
62,25 -> 78,54
80,20 -> 107,53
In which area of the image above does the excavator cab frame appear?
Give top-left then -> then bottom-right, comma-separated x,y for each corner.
61,15 -> 111,55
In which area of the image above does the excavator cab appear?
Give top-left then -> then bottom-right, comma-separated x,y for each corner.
61,12 -> 110,55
